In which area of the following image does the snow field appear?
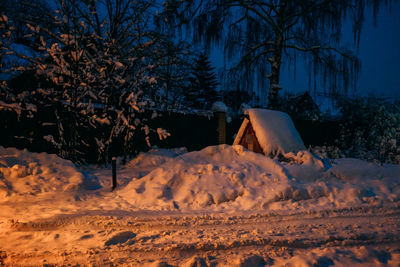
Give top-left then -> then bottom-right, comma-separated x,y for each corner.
1,211 -> 399,266
0,145 -> 400,265
0,145 -> 399,215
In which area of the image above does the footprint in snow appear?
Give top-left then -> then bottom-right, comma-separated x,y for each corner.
104,231 -> 136,246
79,234 -> 94,240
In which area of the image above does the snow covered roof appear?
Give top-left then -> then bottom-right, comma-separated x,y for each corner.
233,109 -> 306,156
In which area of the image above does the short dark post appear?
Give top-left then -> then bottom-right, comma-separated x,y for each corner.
111,157 -> 117,190
216,111 -> 226,144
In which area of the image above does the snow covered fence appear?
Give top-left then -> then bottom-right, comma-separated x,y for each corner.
0,103 -> 343,163
148,110 -> 239,150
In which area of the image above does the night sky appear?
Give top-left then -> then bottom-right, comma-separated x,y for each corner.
211,2 -> 400,100
7,0 -> 400,100
280,2 -> 400,99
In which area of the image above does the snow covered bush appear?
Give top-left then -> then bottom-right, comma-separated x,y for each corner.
307,97 -> 400,164
29,0 -> 160,162
0,14 -> 18,111
334,97 -> 400,164
310,145 -> 345,160
0,12 -> 37,121
1,0 -> 195,163
0,14 -> 11,74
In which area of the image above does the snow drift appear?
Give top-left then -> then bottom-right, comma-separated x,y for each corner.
119,145 -> 400,211
0,146 -> 100,199
119,145 -> 292,210
1,145 -> 399,213
125,147 -> 187,169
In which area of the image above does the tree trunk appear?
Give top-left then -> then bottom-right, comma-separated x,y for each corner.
267,1 -> 286,110
267,32 -> 283,110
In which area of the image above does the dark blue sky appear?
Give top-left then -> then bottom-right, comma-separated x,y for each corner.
282,2 -> 400,99
211,2 -> 400,100
26,0 -> 400,100
353,2 -> 400,99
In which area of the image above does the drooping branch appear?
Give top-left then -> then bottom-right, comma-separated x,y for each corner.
160,0 -> 393,108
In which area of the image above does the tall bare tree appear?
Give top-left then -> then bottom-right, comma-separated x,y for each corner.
161,0 -> 395,108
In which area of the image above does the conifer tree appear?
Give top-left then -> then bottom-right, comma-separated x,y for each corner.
186,53 -> 219,109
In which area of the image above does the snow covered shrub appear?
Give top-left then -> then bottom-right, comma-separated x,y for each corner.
0,14 -> 11,74
310,145 -> 345,159
2,0 -> 188,163
336,97 -> 400,164
0,14 -> 17,110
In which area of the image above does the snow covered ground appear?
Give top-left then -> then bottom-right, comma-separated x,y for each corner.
0,145 -> 400,266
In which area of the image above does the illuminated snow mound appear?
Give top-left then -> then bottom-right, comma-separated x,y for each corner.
125,147 -> 187,169
119,145 -> 290,211
118,145 -> 400,211
1,144 -> 399,213
0,146 -> 100,199
247,108 -> 306,155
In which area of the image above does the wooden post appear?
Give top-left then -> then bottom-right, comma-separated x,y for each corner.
111,157 -> 117,191
216,111 -> 226,144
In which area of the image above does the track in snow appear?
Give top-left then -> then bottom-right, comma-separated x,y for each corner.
2,206 -> 400,266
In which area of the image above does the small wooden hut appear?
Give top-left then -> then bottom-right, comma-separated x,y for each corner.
233,109 -> 305,156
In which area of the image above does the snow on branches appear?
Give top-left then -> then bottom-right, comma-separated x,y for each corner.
2,0 -> 183,163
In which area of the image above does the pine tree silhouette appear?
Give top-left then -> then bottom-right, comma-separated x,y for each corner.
186,53 -> 219,109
